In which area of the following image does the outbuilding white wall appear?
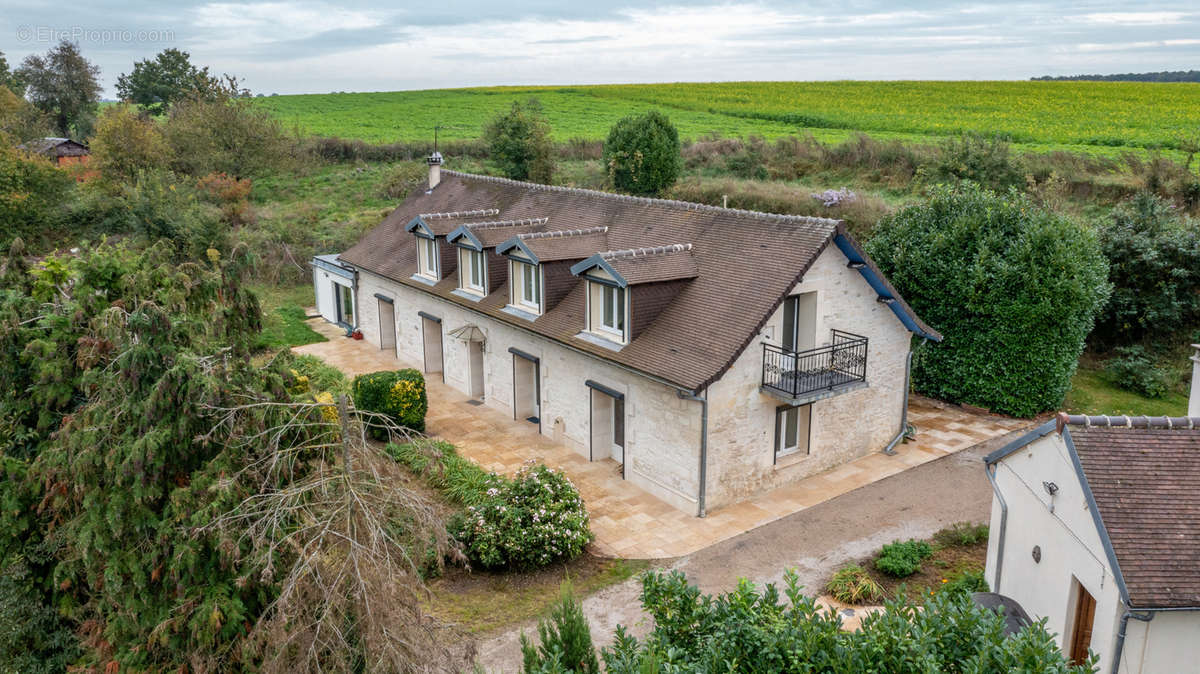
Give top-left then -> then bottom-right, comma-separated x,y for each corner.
987,432 -> 1125,673
313,266 -> 353,325
704,244 -> 912,509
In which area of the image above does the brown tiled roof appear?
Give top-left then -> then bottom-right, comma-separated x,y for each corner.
339,171 -> 930,391
600,245 -> 699,285
1066,418 -> 1200,608
410,209 -> 501,236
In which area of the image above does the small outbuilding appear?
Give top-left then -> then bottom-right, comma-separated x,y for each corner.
18,137 -> 90,166
984,412 -> 1200,673
310,254 -> 357,328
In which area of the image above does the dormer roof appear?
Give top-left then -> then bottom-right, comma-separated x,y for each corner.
496,227 -> 609,264
446,217 -> 550,250
571,244 -> 699,288
406,208 -> 501,238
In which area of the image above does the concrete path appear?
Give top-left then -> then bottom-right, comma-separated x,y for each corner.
472,428 -> 1023,672
295,319 -> 1027,559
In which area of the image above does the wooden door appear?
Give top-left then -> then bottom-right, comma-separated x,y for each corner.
1069,583 -> 1096,665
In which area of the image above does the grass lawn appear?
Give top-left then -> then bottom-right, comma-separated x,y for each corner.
427,556 -> 650,634
1064,363 -> 1190,417
252,283 -> 328,351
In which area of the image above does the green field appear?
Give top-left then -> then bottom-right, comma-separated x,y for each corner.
256,81 -> 1200,155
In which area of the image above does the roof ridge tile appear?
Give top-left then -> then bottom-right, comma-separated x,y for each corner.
600,244 -> 694,260
517,226 -> 608,240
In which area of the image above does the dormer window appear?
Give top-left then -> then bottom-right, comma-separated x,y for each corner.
588,281 -> 628,344
417,236 -> 439,280
459,247 -> 486,294
512,260 -> 542,314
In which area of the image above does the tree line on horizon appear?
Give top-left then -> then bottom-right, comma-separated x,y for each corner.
1032,70 -> 1200,82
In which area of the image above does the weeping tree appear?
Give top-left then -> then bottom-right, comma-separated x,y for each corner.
0,239 -> 468,671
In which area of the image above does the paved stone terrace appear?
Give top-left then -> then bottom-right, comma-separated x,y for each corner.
295,319 -> 1027,559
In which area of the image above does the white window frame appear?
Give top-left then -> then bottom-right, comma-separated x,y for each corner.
417,236 -> 439,280
597,284 -> 626,339
775,404 -> 812,460
458,247 -> 486,294
512,260 -> 542,314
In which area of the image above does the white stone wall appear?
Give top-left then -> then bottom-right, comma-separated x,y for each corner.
1122,611 -> 1200,674
704,245 -> 913,509
354,270 -> 704,513
985,431 -> 1126,672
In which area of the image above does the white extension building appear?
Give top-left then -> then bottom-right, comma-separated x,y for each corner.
311,156 -> 941,515
984,413 -> 1200,673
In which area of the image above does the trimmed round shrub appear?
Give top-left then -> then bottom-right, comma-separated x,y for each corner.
866,183 -> 1110,417
351,368 -> 427,435
453,463 -> 593,569
603,110 -> 682,196
875,539 -> 934,578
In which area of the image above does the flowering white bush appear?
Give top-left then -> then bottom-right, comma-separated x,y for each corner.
811,187 -> 858,207
452,462 -> 594,569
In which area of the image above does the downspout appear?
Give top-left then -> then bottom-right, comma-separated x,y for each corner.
677,388 -> 709,518
883,349 -> 914,455
1110,610 -> 1154,674
985,461 -> 1007,593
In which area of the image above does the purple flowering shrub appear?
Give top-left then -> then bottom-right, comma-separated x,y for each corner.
452,462 -> 593,569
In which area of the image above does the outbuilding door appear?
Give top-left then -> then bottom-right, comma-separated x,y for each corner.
1068,581 -> 1096,666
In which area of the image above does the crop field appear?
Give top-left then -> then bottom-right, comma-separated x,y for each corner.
255,81 -> 1200,156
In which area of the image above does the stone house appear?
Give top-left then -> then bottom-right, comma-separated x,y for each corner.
984,413 -> 1200,673
312,155 -> 941,515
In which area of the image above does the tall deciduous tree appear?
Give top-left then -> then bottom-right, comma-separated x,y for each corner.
116,48 -> 218,116
484,98 -> 555,183
16,41 -> 101,137
0,50 -> 25,96
603,110 -> 682,196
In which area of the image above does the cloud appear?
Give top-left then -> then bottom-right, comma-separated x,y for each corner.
1074,11 -> 1191,26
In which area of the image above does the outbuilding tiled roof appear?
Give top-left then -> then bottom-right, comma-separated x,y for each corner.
339,170 -> 937,391
1065,418 -> 1200,609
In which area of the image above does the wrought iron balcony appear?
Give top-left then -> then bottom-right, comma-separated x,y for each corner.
761,330 -> 869,404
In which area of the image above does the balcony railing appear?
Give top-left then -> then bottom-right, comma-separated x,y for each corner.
761,330 -> 869,402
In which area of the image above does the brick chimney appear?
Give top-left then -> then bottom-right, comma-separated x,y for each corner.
427,151 -> 444,190
1190,344 -> 1200,417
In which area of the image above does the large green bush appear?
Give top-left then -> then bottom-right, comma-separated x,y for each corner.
1104,345 -> 1171,398
603,110 -> 682,196
1092,192 -> 1200,346
0,145 -> 72,252
600,570 -> 1094,672
866,183 -> 1110,417
452,463 -> 593,569
930,133 -> 1025,191
351,368 -> 428,435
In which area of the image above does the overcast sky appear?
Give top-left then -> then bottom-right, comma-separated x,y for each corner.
3,1 -> 1199,96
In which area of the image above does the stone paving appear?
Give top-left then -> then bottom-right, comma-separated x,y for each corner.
295,318 -> 1028,559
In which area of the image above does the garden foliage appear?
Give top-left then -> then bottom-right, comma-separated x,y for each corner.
352,368 -> 428,434
600,570 -> 1095,673
603,110 -> 682,196
826,564 -> 885,604
1093,192 -> 1200,346
0,240 -> 309,669
866,183 -> 1111,417
452,463 -> 594,569
875,539 -> 934,578
521,582 -> 600,674
1104,345 -> 1171,398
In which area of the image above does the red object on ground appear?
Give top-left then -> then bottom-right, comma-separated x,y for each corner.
352,330 -> 363,340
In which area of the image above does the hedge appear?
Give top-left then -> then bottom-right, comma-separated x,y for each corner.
865,183 -> 1110,417
351,369 -> 428,435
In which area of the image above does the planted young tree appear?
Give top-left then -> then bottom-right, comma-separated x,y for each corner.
603,110 -> 682,196
16,40 -> 101,137
116,48 -> 218,116
866,183 -> 1110,417
484,98 -> 555,183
